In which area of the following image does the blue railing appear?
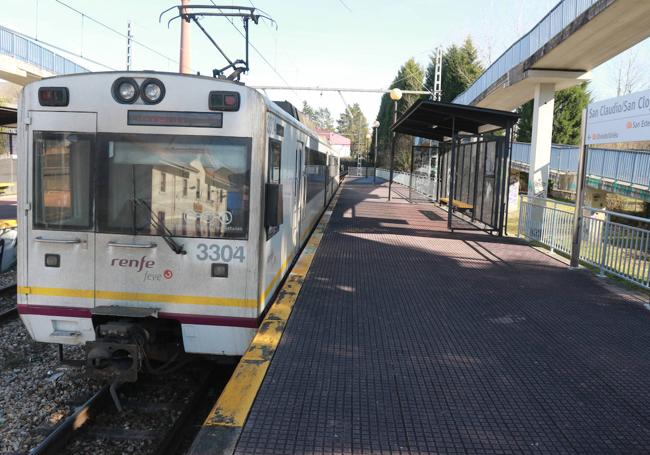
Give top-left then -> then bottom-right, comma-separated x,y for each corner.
511,142 -> 650,189
453,0 -> 599,105
0,25 -> 87,75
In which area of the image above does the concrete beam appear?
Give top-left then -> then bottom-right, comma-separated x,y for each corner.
475,68 -> 591,111
0,54 -> 52,86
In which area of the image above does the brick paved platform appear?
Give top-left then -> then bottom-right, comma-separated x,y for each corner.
235,178 -> 650,454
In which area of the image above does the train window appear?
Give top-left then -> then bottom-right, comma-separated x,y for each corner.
268,139 -> 281,184
266,139 -> 282,239
160,172 -> 167,193
33,132 -> 94,230
96,134 -> 251,240
306,148 -> 327,202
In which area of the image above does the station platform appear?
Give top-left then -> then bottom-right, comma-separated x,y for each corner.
196,177 -> 650,454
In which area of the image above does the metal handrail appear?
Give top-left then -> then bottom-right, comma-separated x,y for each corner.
453,0 -> 599,106
518,195 -> 650,290
0,25 -> 87,75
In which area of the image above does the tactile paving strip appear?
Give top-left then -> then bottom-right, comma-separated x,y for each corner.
235,180 -> 650,454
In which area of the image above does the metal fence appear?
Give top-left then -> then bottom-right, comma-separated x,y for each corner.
347,167 -> 374,177
511,142 -> 650,188
453,0 -> 599,105
0,25 -> 87,75
375,168 -> 438,200
0,132 -> 17,193
518,196 -> 650,290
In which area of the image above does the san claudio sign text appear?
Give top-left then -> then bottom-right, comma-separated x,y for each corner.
586,89 -> 650,145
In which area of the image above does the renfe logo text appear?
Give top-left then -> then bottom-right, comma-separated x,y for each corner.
111,256 -> 155,272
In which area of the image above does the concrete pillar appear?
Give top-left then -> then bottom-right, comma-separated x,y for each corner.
528,83 -> 555,198
179,0 -> 192,74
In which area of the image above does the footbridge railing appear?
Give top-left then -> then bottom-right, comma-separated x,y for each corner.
453,0 -> 599,106
0,25 -> 87,75
518,196 -> 650,290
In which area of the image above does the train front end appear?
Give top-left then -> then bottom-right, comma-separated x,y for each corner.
17,72 -> 264,381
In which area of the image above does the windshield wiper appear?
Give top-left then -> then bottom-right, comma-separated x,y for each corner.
132,198 -> 186,255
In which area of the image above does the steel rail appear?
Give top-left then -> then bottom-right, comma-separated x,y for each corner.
0,283 -> 17,323
29,385 -> 112,455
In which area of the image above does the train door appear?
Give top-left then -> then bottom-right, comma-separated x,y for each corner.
293,141 -> 305,251
26,111 -> 96,310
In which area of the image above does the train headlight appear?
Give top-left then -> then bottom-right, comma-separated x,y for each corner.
141,79 -> 165,104
112,77 -> 139,104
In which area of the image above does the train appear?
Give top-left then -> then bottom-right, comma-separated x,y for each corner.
16,71 -> 340,381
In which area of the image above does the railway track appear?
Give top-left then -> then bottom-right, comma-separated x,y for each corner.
29,361 -> 233,455
0,282 -> 17,323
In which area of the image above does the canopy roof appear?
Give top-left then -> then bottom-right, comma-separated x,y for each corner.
0,107 -> 17,127
392,100 -> 519,141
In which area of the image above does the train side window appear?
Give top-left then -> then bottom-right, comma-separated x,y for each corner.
266,139 -> 282,239
33,131 -> 94,230
306,149 -> 327,202
160,172 -> 166,193
268,139 -> 281,184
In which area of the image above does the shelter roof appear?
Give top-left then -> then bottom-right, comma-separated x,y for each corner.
0,107 -> 16,127
392,100 -> 519,141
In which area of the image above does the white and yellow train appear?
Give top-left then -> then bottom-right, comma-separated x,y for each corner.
17,71 -> 339,381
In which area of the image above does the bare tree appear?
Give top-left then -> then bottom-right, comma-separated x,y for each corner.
610,49 -> 648,96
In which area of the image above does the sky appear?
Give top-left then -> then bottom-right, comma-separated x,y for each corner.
2,0 -> 650,124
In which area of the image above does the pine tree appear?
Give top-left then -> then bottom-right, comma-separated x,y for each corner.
426,37 -> 483,103
375,58 -> 425,170
516,83 -> 590,145
336,103 -> 369,158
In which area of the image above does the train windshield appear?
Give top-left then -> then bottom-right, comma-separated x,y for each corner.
96,134 -> 251,240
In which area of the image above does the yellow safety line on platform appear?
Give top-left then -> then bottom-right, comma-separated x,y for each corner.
17,286 -> 256,308
202,188 -> 341,429
0,219 -> 16,228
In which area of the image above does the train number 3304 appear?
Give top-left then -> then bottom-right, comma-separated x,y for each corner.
195,244 -> 245,262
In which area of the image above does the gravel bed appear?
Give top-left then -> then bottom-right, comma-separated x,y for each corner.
60,363 -> 213,455
0,319 -> 100,454
0,268 -> 16,313
0,268 -> 16,289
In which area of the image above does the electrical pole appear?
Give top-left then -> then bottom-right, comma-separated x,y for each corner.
126,21 -> 132,71
179,0 -> 192,74
433,46 -> 442,101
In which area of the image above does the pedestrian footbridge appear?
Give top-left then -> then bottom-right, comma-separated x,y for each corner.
454,0 -> 650,110
0,25 -> 87,86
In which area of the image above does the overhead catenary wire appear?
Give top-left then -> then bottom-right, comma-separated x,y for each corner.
207,0 -> 299,98
54,0 -> 191,71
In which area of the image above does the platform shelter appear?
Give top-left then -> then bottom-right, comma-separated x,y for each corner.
390,100 -> 518,234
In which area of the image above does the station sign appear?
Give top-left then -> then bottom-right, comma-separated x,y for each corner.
585,89 -> 650,145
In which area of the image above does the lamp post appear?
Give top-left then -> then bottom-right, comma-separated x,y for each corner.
372,120 -> 379,183
365,132 -> 371,178
388,88 -> 402,201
